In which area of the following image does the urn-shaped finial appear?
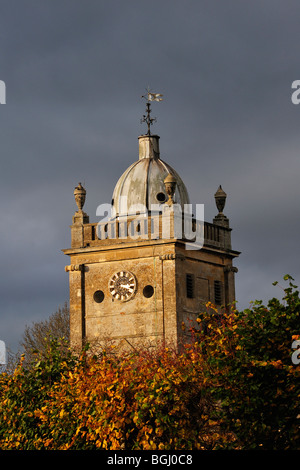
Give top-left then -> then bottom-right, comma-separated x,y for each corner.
164,174 -> 177,206
214,185 -> 227,214
74,182 -> 86,211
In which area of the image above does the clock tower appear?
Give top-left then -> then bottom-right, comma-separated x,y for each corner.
63,100 -> 240,352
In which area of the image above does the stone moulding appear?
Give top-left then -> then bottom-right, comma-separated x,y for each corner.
224,266 -> 238,273
158,253 -> 185,261
65,264 -> 84,272
159,254 -> 176,260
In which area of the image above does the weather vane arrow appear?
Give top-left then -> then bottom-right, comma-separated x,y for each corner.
141,87 -> 163,135
146,91 -> 163,102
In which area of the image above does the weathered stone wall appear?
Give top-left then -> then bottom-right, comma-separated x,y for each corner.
64,212 -> 239,352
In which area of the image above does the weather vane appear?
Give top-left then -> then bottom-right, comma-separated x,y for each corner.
141,87 -> 163,135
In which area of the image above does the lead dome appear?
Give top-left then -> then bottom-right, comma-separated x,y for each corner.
111,134 -> 190,218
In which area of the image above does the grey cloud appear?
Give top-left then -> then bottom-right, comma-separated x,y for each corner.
0,0 -> 300,350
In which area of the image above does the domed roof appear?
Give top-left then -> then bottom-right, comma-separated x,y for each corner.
111,135 -> 190,217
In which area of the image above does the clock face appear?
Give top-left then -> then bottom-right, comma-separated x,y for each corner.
109,271 -> 137,302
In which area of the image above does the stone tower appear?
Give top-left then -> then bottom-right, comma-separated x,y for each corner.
63,114 -> 240,352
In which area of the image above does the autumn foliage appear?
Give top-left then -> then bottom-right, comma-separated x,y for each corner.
0,275 -> 299,450
195,274 -> 300,449
0,341 -> 229,450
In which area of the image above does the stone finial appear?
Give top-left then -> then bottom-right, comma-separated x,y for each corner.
74,182 -> 86,211
214,185 -> 227,214
164,173 -> 177,206
213,185 -> 229,228
73,182 -> 89,224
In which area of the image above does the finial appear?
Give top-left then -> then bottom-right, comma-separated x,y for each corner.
214,185 -> 227,214
73,182 -> 89,225
141,87 -> 163,135
213,185 -> 229,228
74,182 -> 86,212
164,173 -> 177,206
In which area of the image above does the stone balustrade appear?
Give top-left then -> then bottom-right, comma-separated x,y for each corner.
71,211 -> 232,251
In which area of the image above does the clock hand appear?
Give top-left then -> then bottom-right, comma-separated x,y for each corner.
121,284 -> 131,290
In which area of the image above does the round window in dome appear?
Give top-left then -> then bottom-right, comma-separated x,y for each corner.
156,192 -> 166,202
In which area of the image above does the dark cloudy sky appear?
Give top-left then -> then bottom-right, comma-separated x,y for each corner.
1,0 -> 300,351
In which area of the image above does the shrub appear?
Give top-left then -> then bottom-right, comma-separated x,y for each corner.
195,275 -> 300,449
0,341 -> 232,450
0,276 -> 299,450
